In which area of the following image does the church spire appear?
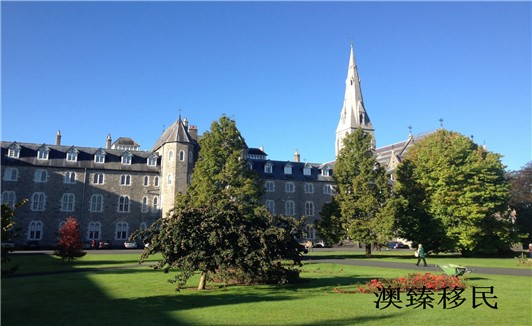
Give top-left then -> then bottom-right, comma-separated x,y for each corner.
335,44 -> 375,157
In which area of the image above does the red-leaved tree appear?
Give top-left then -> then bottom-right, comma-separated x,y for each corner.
54,217 -> 86,263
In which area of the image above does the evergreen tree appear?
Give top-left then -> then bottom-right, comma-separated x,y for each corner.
135,115 -> 304,290
394,129 -> 514,255
319,128 -> 393,257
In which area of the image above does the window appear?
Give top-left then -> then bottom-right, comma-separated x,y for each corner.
168,150 -> 174,162
147,154 -> 158,166
121,152 -> 132,165
285,200 -> 295,216
321,165 -> 331,177
61,193 -> 75,212
37,146 -> 49,160
152,197 -> 159,212
285,182 -> 295,193
264,181 -> 274,192
139,222 -> 147,231
179,150 -> 185,161
305,201 -> 315,216
154,176 -> 160,187
66,148 -> 78,162
93,173 -> 105,185
3,168 -> 18,181
90,194 -> 104,212
118,195 -> 130,212
94,150 -> 106,163
141,196 -> 148,213
120,174 -> 131,186
303,164 -> 312,176
28,221 -> 43,240
266,200 -> 275,214
143,176 -> 149,186
323,184 -> 334,195
34,169 -> 48,183
7,144 -> 21,158
64,171 -> 76,184
189,151 -> 193,163
284,163 -> 292,175
2,191 -> 16,208
31,192 -> 46,211
115,222 -> 128,240
305,225 -> 316,240
58,221 -> 66,231
167,173 -> 173,185
304,183 -> 314,194
88,222 -> 102,240
264,162 -> 273,174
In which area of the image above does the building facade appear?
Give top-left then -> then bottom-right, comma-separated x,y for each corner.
1,46 -> 423,248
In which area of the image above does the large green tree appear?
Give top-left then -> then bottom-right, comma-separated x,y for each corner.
507,162 -> 532,248
136,115 -> 304,290
394,129 -> 513,255
317,128 -> 393,257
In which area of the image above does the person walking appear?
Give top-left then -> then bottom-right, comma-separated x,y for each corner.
415,244 -> 427,267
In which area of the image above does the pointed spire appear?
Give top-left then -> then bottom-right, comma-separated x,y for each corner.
335,44 -> 375,157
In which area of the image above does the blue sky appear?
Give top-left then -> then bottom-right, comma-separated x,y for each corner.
2,1 -> 530,171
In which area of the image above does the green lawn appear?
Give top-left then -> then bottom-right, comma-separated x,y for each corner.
2,252 -> 531,325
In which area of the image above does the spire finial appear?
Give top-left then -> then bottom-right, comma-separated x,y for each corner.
408,125 -> 413,137
439,118 -> 444,129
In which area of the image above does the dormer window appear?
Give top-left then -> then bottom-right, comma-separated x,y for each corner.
284,163 -> 292,175
321,165 -> 331,177
7,143 -> 21,158
264,162 -> 273,174
303,163 -> 312,176
37,145 -> 50,160
121,152 -> 132,165
94,149 -> 106,164
147,153 -> 158,166
66,147 -> 78,162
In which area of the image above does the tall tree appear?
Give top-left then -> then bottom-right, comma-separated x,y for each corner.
1,199 -> 27,275
507,162 -> 532,248
319,128 -> 393,257
54,217 -> 86,263
394,129 -> 514,255
136,115 -> 304,290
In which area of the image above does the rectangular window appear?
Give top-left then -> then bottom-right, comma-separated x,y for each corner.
37,149 -> 49,160
66,152 -> 77,162
122,155 -> 132,165
95,154 -> 105,164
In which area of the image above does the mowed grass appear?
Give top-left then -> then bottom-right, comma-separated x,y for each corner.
2,252 -> 531,326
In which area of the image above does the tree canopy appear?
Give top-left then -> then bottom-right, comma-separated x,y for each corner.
317,128 -> 393,257
54,217 -> 86,263
507,161 -> 532,248
136,115 -> 304,290
394,129 -> 514,255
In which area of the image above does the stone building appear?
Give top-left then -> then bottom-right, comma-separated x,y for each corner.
1,45 -> 424,248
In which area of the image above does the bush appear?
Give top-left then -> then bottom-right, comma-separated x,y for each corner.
356,272 -> 466,294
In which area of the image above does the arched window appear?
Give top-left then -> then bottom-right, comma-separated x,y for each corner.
93,173 -> 105,184
179,150 -> 185,161
141,196 -> 148,213
284,163 -> 292,175
118,196 -> 130,212
305,201 -> 315,216
285,182 -> 295,193
64,171 -> 76,184
266,200 -> 275,214
303,163 -> 312,176
168,150 -> 174,162
285,200 -> 295,216
2,191 -> 16,208
88,222 -> 102,240
115,222 -> 129,240
167,173 -> 173,185
31,192 -> 46,211
61,193 -> 75,212
34,169 -> 48,183
154,176 -> 160,187
143,175 -> 149,186
28,221 -> 43,240
120,174 -> 131,186
90,194 -> 104,212
264,162 -> 273,174
152,197 -> 159,212
304,183 -> 314,194
265,181 -> 275,192
3,168 -> 19,181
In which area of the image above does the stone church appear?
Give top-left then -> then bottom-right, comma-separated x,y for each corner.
1,46 -> 424,248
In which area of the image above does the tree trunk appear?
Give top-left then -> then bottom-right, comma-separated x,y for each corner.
198,271 -> 207,290
365,244 -> 372,258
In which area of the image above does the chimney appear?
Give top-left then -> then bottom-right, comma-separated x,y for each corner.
188,125 -> 198,141
294,149 -> 300,163
183,117 -> 189,130
56,130 -> 61,145
106,134 -> 112,149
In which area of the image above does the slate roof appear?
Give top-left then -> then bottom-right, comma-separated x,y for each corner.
249,159 -> 334,182
152,117 -> 197,151
1,141 -> 160,172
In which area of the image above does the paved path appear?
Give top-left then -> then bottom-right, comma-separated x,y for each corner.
303,257 -> 532,277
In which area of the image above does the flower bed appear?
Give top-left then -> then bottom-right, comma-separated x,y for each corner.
332,272 -> 467,294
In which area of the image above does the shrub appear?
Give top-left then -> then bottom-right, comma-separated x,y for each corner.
355,273 -> 466,294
